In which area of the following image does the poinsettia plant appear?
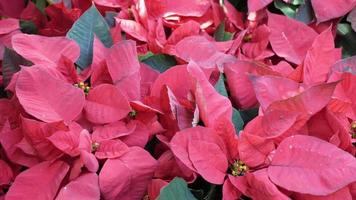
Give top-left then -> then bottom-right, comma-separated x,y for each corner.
1,0 -> 356,199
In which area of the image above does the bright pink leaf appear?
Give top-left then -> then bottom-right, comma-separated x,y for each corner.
268,135 -> 356,195
16,65 -> 85,123
6,161 -> 69,200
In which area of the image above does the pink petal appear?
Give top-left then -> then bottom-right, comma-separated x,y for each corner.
16,65 -> 85,123
0,18 -> 19,35
84,84 -> 131,124
311,0 -> 356,22
99,147 -> 157,200
145,0 -> 210,18
250,75 -> 300,110
0,160 -> 13,186
268,13 -> 317,64
150,65 -> 191,99
248,0 -> 273,11
92,121 -> 135,142
94,139 -> 129,159
238,132 -> 275,167
56,173 -> 100,200
174,36 -> 235,68
116,19 -> 148,42
188,62 -> 232,127
6,161 -> 69,200
268,135 -> 356,195
106,40 -> 141,100
303,27 -> 341,85
12,33 -> 80,65
294,186 -> 352,200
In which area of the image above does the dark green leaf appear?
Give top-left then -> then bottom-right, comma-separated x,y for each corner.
227,0 -> 248,12
67,5 -> 113,69
141,54 -> 177,73
232,108 -> 244,134
214,73 -> 228,97
2,48 -> 32,87
214,22 -> 233,41
104,11 -> 118,28
294,0 -> 314,24
274,0 -> 298,18
214,73 -> 244,133
157,178 -> 197,200
20,20 -> 38,34
239,108 -> 259,124
336,23 -> 356,58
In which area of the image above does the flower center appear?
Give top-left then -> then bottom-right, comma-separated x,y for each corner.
74,82 -> 90,94
230,160 -> 249,176
351,121 -> 356,139
91,142 -> 100,152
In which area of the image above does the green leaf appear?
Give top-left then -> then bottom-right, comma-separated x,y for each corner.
290,0 -> 304,5
32,0 -> 47,13
232,108 -> 244,134
336,23 -> 356,58
294,0 -> 314,24
67,5 -> 113,69
157,178 -> 197,200
138,51 -> 154,61
239,108 -> 259,124
2,48 -> 32,87
214,22 -> 233,41
214,73 -> 244,134
214,73 -> 228,97
104,11 -> 118,28
274,0 -> 298,18
20,20 -> 38,34
141,54 -> 177,73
